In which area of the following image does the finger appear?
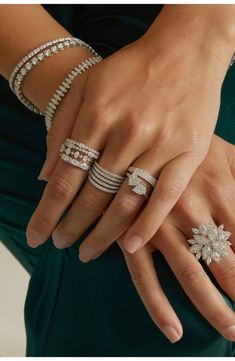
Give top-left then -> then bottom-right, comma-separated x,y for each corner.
37,72 -> 88,181
206,182 -> 235,302
77,143 -> 184,261
154,224 -> 235,341
123,152 -> 200,253
52,120 -> 151,249
117,237 -> 183,343
26,101 -> 107,248
173,190 -> 235,305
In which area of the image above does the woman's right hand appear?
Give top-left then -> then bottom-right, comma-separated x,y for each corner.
118,135 -> 235,343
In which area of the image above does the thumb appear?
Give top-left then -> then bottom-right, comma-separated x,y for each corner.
37,73 -> 88,181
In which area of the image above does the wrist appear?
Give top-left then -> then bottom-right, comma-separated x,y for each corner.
140,5 -> 235,77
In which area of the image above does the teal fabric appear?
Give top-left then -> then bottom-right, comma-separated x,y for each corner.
0,5 -> 234,356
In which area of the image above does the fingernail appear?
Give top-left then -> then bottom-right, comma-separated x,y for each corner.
79,245 -> 97,263
37,159 -> 49,181
125,235 -> 144,253
52,233 -> 68,249
222,325 -> 235,341
161,325 -> 182,343
26,228 -> 44,248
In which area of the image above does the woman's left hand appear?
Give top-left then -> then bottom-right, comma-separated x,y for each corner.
26,6 -> 234,260
117,135 -> 235,342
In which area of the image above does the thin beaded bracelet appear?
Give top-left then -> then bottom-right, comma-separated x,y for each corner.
44,54 -> 102,132
9,37 -> 101,115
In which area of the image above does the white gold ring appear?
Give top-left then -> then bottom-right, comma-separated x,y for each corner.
59,138 -> 100,171
126,167 -> 157,198
187,222 -> 232,266
88,161 -> 125,193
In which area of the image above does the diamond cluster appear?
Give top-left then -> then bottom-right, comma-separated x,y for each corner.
188,222 -> 232,266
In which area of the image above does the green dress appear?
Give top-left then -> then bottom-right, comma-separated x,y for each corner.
0,4 -> 234,356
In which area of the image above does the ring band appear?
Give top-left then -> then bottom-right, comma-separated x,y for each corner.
59,138 -> 100,171
187,222 -> 232,266
126,167 -> 157,198
88,161 -> 125,193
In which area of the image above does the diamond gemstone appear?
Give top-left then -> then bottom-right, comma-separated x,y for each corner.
25,62 -> 33,70
132,184 -> 146,195
38,53 -> 44,61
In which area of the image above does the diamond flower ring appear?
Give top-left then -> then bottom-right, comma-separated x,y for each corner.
187,222 -> 232,266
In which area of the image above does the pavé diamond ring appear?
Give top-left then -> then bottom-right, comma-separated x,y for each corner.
88,161 -> 125,193
187,222 -> 232,266
59,138 -> 100,171
126,167 -> 157,199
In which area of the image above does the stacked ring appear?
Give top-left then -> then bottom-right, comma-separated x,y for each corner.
88,161 -> 125,193
126,167 -> 157,199
59,138 -> 100,171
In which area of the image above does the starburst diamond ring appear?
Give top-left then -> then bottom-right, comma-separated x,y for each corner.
187,222 -> 232,266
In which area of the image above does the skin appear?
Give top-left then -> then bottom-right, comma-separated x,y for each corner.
1,4 -> 235,344
118,135 -> 235,342
27,8 -> 235,257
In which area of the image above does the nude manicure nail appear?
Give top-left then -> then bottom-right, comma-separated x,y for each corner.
26,228 -> 44,248
52,233 -> 68,249
161,325 -> 182,343
222,325 -> 235,341
37,159 -> 50,181
79,245 -> 97,263
125,235 -> 144,253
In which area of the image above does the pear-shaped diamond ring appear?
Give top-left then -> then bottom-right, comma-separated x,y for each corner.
126,167 -> 157,199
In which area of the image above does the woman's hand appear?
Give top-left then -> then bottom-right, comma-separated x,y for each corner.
26,5 -> 234,260
117,135 -> 235,343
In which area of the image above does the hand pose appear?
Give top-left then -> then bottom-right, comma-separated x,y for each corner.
119,136 -> 235,343
25,6 -> 235,343
27,9 -> 232,255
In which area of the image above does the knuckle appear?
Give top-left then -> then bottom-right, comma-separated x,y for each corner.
186,130 -> 201,151
203,172 -> 234,204
49,174 -> 74,201
218,262 -> 235,288
86,102 -> 114,130
124,116 -> 152,140
157,177 -> 183,201
130,268 -> 146,287
180,264 -> 205,288
116,195 -> 138,219
213,183 -> 234,204
176,191 -> 197,213
155,127 -> 172,147
46,122 -> 61,147
78,190 -> 103,215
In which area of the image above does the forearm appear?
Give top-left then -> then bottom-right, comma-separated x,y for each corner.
0,5 -> 91,112
141,5 -> 235,77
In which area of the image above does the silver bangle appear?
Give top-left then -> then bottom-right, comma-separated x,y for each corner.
44,54 -> 102,131
9,37 -> 101,115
